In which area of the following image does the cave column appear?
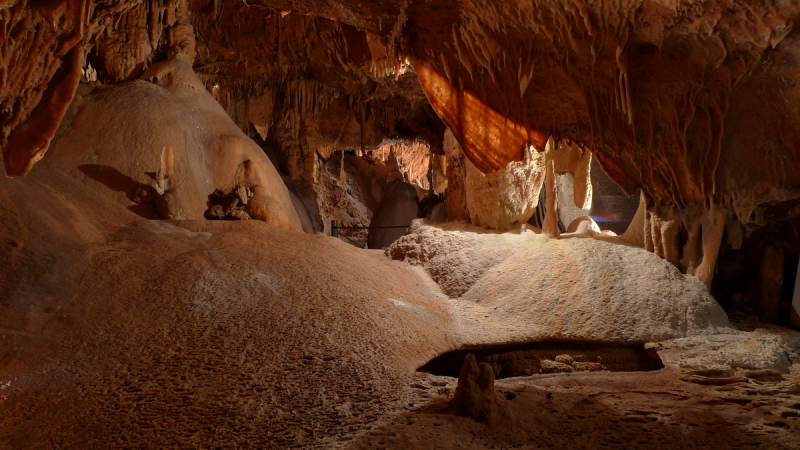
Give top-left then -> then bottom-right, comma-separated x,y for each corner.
644,197 -> 728,287
542,139 -> 560,239
443,129 -> 470,222
689,204 -> 727,287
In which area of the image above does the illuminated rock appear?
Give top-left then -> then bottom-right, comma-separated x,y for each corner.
388,220 -> 732,343
46,57 -> 302,230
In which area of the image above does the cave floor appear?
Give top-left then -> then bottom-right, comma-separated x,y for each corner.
351,359 -> 800,449
1,165 -> 800,448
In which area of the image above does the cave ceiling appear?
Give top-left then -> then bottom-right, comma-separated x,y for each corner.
2,0 -> 800,228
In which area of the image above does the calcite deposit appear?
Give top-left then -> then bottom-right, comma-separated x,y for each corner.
47,56 -> 302,230
2,0 -> 800,448
387,220 -> 732,344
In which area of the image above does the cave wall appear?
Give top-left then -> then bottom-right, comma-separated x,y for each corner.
6,1 -> 800,214
1,0 -> 196,176
4,0 -> 800,288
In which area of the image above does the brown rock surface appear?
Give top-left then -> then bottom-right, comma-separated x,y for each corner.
6,0 -> 800,284
443,129 -> 470,223
46,57 -> 302,230
465,142 -> 546,231
0,160 -> 454,448
388,220 -> 732,344
368,179 -> 418,250
350,331 -> 800,449
4,1 -> 800,448
760,245 -> 785,322
452,354 -> 499,426
1,159 -> 799,448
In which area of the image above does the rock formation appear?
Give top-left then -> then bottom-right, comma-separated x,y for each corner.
368,179 -> 418,249
3,1 -> 800,447
6,0 -> 800,288
388,220 -> 732,344
443,129 -> 470,223
47,56 -> 302,230
464,140 -> 546,231
452,354 -> 499,426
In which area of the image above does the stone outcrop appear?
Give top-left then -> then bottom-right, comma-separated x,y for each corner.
368,179 -> 418,249
387,220 -> 733,344
465,141 -> 546,231
452,354 -> 499,425
47,57 -> 302,230
443,128 -> 547,230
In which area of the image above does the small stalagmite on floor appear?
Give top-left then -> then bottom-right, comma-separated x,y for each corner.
452,353 -> 499,425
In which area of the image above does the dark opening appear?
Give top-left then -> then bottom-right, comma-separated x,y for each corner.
419,342 -> 664,379
588,158 -> 641,235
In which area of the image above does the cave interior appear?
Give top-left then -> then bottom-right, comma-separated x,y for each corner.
1,0 -> 800,448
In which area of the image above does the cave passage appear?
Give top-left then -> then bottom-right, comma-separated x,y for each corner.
419,342 -> 664,379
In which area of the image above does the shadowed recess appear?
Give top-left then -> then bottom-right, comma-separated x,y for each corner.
420,342 -> 664,379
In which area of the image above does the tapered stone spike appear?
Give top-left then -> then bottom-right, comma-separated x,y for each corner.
453,354 -> 498,425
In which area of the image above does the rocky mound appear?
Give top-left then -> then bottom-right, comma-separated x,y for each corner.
45,57 -> 302,230
0,127 -> 453,449
388,220 -> 733,344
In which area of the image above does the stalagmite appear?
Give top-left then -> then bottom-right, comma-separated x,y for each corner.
690,204 -> 727,287
542,141 -> 561,239
452,354 -> 499,425
444,129 -> 470,222
650,209 -> 682,270
619,194 -> 646,247
573,148 -> 592,210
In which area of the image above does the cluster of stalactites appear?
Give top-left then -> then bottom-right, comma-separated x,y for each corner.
202,75 -> 344,138
370,139 -> 433,191
406,0 -> 799,217
95,0 -> 195,82
0,0 -> 195,176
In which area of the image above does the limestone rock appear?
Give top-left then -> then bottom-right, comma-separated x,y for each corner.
463,139 -> 546,231
443,129 -> 470,222
387,220 -> 733,344
540,157 -> 561,238
558,174 -> 591,229
430,202 -> 448,222
567,216 -> 601,234
317,153 -> 386,246
46,58 -> 302,230
452,354 -> 499,425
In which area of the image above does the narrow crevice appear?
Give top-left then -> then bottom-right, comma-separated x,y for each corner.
419,342 -> 664,379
